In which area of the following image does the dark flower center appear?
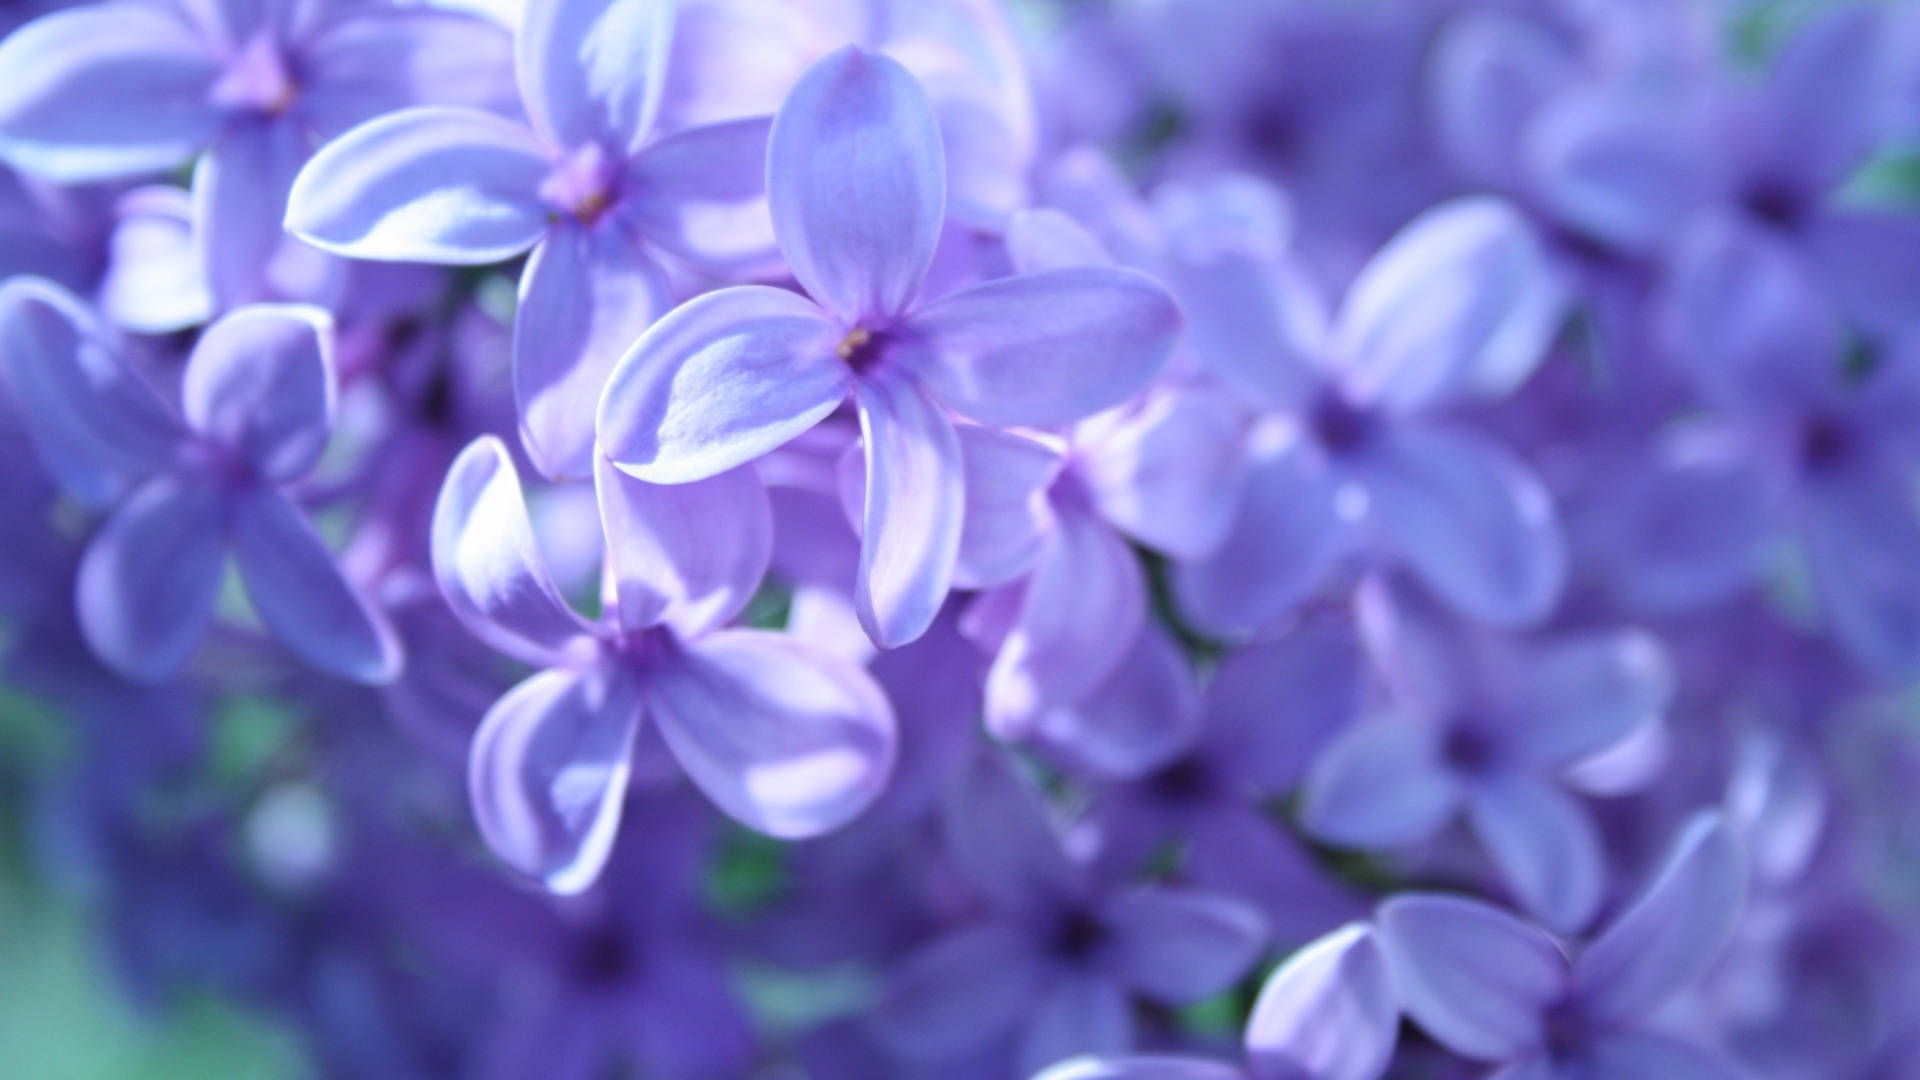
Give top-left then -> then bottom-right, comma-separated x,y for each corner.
1440,720 -> 1502,777
1311,390 -> 1376,455
1048,907 -> 1111,963
836,326 -> 892,374
1742,178 -> 1808,231
1798,413 -> 1853,473
1149,755 -> 1214,804
1243,102 -> 1302,163
1542,996 -> 1592,1058
571,923 -> 640,988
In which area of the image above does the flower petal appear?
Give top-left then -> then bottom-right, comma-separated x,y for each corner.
191,118 -> 316,312
515,0 -> 673,154
901,266 -> 1181,428
1244,923 -> 1398,1080
622,116 -> 777,271
431,436 -> 597,666
767,46 -> 944,322
1468,771 -> 1604,935
1511,630 -> 1672,768
230,486 -> 401,684
1802,460 -> 1920,679
1299,720 -> 1457,849
285,106 -> 550,264
76,473 -> 225,682
647,628 -> 896,838
593,454 -> 770,638
1375,894 -> 1566,1061
1077,385 -> 1250,560
1522,86 -> 1705,257
942,752 -> 1086,913
1035,627 -> 1200,780
1573,812 -> 1746,1025
0,3 -> 220,181
182,304 -> 335,482
985,509 -> 1146,739
300,7 -> 519,141
1104,887 -> 1268,1004
1202,616 -> 1366,794
868,922 -> 1047,1063
1172,436 -> 1345,639
853,372 -> 963,648
1164,250 -> 1328,412
1577,1032 -> 1742,1080
1006,207 -> 1111,273
1033,1057 -> 1247,1080
100,186 -> 211,334
1358,421 -> 1565,627
513,223 -> 670,479
1333,197 -> 1566,410
468,665 -> 642,894
1017,973 -> 1133,1080
596,284 -> 846,483
953,423 -> 1064,590
0,276 -> 182,503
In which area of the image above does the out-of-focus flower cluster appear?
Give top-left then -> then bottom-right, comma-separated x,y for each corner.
1,0 -> 1918,1076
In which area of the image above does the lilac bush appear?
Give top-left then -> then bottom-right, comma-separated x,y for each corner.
0,0 -> 1917,1077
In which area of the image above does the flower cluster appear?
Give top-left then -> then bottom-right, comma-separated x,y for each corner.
0,0 -> 1917,1077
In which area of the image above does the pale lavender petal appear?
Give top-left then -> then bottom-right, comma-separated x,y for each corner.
853,372 -> 963,648
1375,894 -> 1566,1061
1244,923 -> 1398,1080
596,284 -> 846,483
230,486 -> 402,684
647,628 -> 896,838
182,304 -> 334,482
1592,429 -> 1773,613
1578,1032 -> 1743,1080
0,276 -> 182,502
901,266 -> 1180,428
1104,888 -> 1268,1004
1803,460 -> 1920,679
869,923 -> 1048,1063
767,46 -> 944,323
300,7 -> 518,141
1036,628 -> 1200,780
1006,207 -> 1111,273
468,665 -> 642,894
515,0 -> 673,154
1018,973 -> 1133,1079
1358,422 -> 1565,627
1468,771 -> 1604,935
1511,630 -> 1672,768
593,454 -> 770,638
1077,386 -> 1250,560
76,474 -> 225,683
1186,807 -> 1365,945
985,509 -> 1146,739
942,753 -> 1086,913
1333,197 -> 1566,409
430,436 -> 597,666
1172,436 -> 1344,638
285,107 -> 550,264
0,3 -> 220,181
1299,720 -> 1457,849
1805,208 -> 1920,341
1033,1057 -> 1247,1080
100,186 -> 211,333
1758,3 -> 1895,192
1203,617 -> 1366,793
192,118 -> 311,310
1522,86 -> 1704,256
1573,812 -> 1746,1025
1167,252 -> 1329,412
953,423 -> 1063,590
513,223 -> 670,479
1429,9 -> 1574,188
622,116 -> 777,271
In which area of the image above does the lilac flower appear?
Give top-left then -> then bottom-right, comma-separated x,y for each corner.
867,754 -> 1268,1075
430,435 -> 896,892
0,276 -> 400,683
596,46 -> 1180,647
1300,579 -> 1673,933
1168,192 -> 1570,637
1377,812 -> 1747,1078
0,0 -> 514,310
1603,218 -> 1920,677
286,0 -> 777,480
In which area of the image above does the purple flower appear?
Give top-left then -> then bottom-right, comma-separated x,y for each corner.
596,45 -> 1181,647
1377,812 -> 1747,1077
430,434 -> 896,892
286,0 -> 776,479
0,276 -> 400,683
867,754 -> 1268,1075
1300,579 -> 1673,933
0,0 -> 515,309
1168,192 -> 1570,636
